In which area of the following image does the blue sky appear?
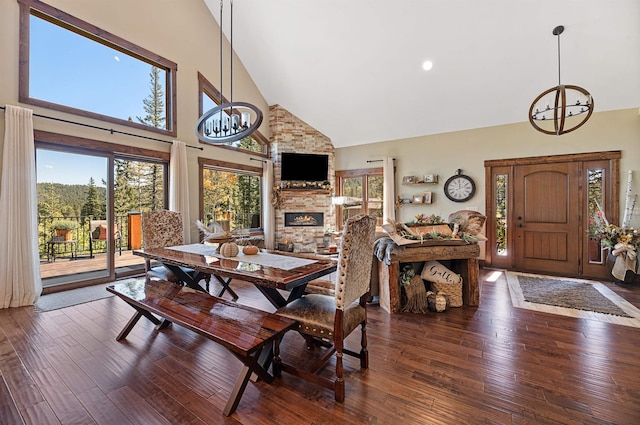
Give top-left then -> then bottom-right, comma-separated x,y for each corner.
37,150 -> 107,186
31,14 -> 159,185
30,15 -> 154,121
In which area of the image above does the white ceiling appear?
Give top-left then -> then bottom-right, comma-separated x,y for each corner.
204,0 -> 640,148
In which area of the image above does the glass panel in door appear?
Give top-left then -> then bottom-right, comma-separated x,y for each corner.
367,175 -> 384,226
113,157 -> 167,276
37,149 -> 110,286
341,177 -> 364,225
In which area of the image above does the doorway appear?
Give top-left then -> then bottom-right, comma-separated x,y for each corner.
485,151 -> 620,279
36,138 -> 169,290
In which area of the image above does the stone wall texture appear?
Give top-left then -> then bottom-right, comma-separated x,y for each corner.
269,104 -> 336,245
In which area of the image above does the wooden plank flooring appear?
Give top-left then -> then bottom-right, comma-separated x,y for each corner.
1,269 -> 640,424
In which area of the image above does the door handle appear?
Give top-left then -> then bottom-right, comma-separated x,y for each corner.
517,224 -> 523,227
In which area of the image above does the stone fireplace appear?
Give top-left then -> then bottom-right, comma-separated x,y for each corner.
269,104 -> 335,245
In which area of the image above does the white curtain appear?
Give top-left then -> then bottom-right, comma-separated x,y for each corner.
382,156 -> 396,225
0,105 -> 42,308
262,160 -> 275,249
169,140 -> 191,243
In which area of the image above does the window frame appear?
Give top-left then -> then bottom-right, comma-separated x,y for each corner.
198,157 -> 264,235
197,72 -> 269,156
335,167 -> 383,229
18,0 -> 178,137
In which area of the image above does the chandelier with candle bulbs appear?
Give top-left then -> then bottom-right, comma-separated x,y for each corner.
528,25 -> 594,135
195,0 -> 263,144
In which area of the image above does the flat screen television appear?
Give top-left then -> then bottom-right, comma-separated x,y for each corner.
280,152 -> 329,181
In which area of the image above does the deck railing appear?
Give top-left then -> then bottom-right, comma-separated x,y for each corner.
38,214 -> 133,260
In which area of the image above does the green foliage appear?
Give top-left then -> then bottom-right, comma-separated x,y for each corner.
136,66 -> 166,129
38,182 -> 105,218
80,177 -> 106,220
53,219 -> 79,230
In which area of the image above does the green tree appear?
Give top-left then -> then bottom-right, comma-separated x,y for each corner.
80,177 -> 106,220
136,66 -> 166,129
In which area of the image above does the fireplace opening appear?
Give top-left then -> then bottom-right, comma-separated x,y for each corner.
284,212 -> 324,227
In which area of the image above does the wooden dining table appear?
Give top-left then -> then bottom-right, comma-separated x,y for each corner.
133,243 -> 338,308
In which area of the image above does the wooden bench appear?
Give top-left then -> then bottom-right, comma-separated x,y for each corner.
107,278 -> 297,416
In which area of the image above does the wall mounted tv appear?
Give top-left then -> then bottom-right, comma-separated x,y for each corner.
280,152 -> 329,182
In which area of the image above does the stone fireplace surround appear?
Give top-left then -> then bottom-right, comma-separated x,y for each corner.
269,105 -> 335,246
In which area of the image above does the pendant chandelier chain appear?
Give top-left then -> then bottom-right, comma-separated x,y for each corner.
196,0 -> 263,144
556,31 -> 561,86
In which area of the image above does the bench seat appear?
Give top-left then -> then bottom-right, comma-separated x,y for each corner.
107,278 -> 297,416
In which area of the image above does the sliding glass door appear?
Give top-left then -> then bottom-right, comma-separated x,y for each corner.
36,146 -> 168,289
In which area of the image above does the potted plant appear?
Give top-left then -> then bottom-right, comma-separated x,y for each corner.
53,220 -> 79,241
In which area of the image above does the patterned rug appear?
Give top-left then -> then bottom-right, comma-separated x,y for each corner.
35,278 -> 142,312
505,271 -> 640,328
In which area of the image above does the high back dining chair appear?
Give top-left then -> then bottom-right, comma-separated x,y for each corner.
141,210 -> 211,291
276,213 -> 377,402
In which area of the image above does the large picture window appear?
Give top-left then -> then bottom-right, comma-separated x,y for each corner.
19,0 -> 178,136
199,158 -> 263,233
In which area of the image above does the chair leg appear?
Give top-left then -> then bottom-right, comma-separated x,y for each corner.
334,347 -> 345,402
360,321 -> 369,369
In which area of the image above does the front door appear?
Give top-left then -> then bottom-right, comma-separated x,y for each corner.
513,162 -> 580,275
485,151 -> 619,279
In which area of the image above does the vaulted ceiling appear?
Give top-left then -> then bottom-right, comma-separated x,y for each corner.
204,0 -> 640,148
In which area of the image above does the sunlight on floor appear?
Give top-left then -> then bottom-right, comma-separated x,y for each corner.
485,270 -> 503,282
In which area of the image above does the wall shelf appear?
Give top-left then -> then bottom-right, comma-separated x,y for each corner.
401,174 -> 438,185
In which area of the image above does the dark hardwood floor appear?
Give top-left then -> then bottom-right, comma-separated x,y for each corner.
1,269 -> 640,424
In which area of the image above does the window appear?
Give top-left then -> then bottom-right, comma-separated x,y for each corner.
198,72 -> 269,155
19,0 -> 178,136
199,158 -> 263,233
335,168 -> 383,228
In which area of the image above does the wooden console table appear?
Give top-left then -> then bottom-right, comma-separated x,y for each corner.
378,243 -> 480,313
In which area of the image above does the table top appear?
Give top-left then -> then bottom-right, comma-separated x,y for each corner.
134,245 -> 337,291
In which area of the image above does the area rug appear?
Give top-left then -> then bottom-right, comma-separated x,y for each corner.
505,271 -> 640,328
35,278 -> 142,312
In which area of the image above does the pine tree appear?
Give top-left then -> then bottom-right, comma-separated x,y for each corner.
81,177 -> 106,220
136,66 -> 166,129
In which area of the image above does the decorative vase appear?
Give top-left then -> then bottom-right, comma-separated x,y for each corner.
606,252 -> 636,284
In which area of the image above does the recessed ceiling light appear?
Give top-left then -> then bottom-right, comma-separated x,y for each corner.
422,60 -> 433,71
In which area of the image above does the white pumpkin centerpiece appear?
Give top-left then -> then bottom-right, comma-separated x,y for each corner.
219,241 -> 239,257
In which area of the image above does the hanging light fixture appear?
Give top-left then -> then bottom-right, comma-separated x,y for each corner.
195,0 -> 263,144
528,25 -> 594,135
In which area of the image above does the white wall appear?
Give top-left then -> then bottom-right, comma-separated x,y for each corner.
336,108 -> 640,229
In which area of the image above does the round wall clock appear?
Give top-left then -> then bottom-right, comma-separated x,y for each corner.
444,169 -> 476,202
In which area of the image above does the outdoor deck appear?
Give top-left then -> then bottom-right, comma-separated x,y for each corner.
40,250 -> 145,281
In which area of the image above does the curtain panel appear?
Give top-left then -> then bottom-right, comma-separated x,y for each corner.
169,140 -> 191,243
0,105 -> 42,308
262,160 -> 275,249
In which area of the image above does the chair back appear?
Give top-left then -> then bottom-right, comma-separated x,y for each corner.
334,214 -> 377,310
141,210 -> 184,249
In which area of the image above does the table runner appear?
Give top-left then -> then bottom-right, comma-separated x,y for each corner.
167,243 -> 318,271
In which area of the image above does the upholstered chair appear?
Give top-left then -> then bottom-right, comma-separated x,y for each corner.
276,213 -> 377,402
141,210 -> 210,290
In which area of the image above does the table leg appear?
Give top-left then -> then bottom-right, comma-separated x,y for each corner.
214,275 -> 239,300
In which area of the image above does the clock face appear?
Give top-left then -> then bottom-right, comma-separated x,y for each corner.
444,175 -> 476,202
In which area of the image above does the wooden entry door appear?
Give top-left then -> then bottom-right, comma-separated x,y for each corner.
513,162 -> 580,274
